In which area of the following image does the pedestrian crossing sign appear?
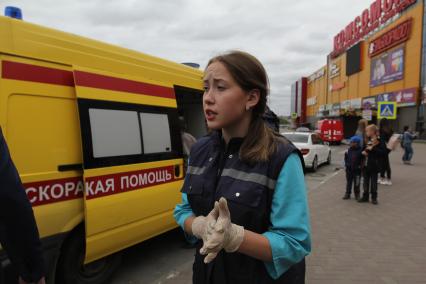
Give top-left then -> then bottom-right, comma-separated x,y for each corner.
378,102 -> 397,120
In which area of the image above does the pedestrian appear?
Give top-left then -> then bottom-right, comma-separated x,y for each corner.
263,106 -> 280,132
378,118 -> 393,185
401,125 -> 417,165
343,136 -> 364,200
355,119 -> 368,149
174,51 -> 311,283
179,116 -> 197,168
0,127 -> 46,284
358,124 -> 386,205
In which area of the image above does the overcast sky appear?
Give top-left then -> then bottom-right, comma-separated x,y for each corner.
2,0 -> 372,115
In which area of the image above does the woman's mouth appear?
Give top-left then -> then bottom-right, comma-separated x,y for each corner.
205,110 -> 218,121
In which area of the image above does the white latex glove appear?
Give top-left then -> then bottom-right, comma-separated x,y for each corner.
200,198 -> 245,263
191,201 -> 220,243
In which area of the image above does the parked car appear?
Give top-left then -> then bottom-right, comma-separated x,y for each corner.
282,132 -> 332,172
295,127 -> 311,132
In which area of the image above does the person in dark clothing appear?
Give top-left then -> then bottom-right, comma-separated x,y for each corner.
0,128 -> 45,284
358,124 -> 386,205
343,136 -> 364,200
402,125 -> 417,165
378,118 -> 393,185
263,106 -> 280,132
174,51 -> 310,283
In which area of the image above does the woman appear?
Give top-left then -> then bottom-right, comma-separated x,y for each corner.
174,51 -> 311,284
378,118 -> 393,185
358,124 -> 386,205
355,119 -> 368,149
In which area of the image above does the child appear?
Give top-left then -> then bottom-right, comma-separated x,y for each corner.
343,136 -> 364,200
358,124 -> 386,205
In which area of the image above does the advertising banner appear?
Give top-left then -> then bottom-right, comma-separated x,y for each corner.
350,98 -> 362,109
330,103 -> 341,116
362,96 -> 377,109
376,88 -> 417,107
362,110 -> 373,121
368,19 -> 412,57
370,46 -> 404,87
423,86 -> 426,104
341,100 -> 351,110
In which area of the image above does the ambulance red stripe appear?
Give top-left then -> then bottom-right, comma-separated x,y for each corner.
2,60 -> 75,86
1,61 -> 175,99
73,71 -> 176,99
84,165 -> 182,200
24,177 -> 84,207
23,166 -> 183,207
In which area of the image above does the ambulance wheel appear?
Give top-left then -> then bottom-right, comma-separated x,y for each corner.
56,228 -> 122,284
326,152 -> 331,165
311,156 -> 318,172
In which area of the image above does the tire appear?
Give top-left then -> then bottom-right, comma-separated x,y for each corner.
326,151 -> 331,165
56,228 -> 122,284
311,156 -> 318,172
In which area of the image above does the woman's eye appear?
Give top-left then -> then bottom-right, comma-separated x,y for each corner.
203,86 -> 209,91
217,86 -> 226,91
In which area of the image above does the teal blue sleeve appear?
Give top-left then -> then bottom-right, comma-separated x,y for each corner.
262,153 -> 312,279
173,192 -> 194,228
174,192 -> 198,245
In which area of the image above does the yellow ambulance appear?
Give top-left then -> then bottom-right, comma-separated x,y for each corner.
0,8 -> 205,284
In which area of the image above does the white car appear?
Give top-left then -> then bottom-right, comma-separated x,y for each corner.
282,132 -> 332,172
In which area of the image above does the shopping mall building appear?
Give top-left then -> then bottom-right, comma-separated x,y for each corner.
291,0 -> 426,138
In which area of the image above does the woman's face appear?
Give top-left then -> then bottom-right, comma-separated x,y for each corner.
202,61 -> 251,130
366,127 -> 376,138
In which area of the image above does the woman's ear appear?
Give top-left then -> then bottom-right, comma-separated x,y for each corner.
246,89 -> 260,111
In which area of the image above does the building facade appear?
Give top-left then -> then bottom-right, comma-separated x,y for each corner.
303,0 -> 426,138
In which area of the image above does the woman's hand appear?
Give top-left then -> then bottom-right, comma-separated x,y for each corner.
200,198 -> 245,263
191,201 -> 220,244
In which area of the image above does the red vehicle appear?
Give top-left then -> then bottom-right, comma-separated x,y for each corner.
317,119 -> 344,144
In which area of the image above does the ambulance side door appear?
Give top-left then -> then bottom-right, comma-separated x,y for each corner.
73,67 -> 184,264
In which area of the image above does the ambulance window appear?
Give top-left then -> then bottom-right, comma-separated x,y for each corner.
139,113 -> 172,154
89,109 -> 142,158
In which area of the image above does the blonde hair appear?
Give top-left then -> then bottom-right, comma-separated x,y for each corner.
366,124 -> 378,138
366,124 -> 377,132
358,119 -> 368,130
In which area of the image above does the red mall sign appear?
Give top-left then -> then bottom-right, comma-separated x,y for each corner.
369,18 -> 412,57
332,0 -> 417,58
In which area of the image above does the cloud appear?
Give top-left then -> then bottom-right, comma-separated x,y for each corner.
3,0 -> 372,115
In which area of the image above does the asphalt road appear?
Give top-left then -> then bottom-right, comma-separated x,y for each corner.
109,144 -> 347,284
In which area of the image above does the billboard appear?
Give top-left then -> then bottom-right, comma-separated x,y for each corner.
331,0 -> 417,58
346,42 -> 362,76
368,19 -> 412,57
376,88 -> 417,107
370,46 -> 404,87
362,95 -> 377,109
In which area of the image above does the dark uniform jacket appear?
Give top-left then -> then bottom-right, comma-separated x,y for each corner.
0,128 -> 45,282
182,131 -> 306,284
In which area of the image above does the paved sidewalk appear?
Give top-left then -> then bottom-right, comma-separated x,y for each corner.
307,144 -> 426,284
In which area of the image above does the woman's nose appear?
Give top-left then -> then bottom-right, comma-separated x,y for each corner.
203,89 -> 215,105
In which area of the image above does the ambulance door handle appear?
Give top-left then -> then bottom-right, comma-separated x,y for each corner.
58,163 -> 83,172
